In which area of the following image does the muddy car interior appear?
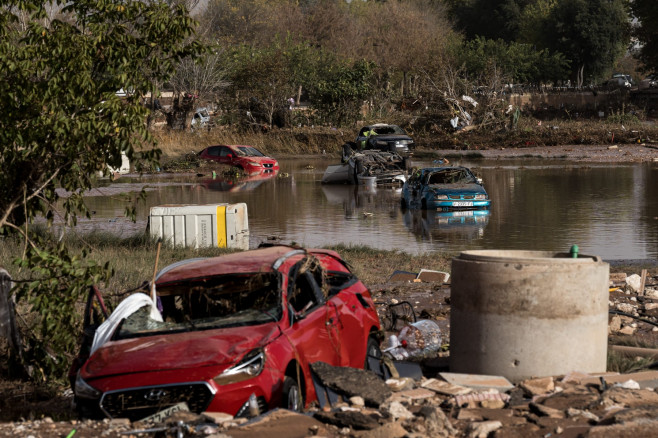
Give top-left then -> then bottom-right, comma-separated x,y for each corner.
427,169 -> 474,185
115,273 -> 282,338
287,257 -> 326,316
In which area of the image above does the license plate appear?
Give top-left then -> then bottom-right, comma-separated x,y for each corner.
139,402 -> 189,424
451,201 -> 473,207
451,210 -> 474,217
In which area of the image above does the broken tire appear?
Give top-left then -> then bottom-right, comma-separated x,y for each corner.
282,376 -> 303,412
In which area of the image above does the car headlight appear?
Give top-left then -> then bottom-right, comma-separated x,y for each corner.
249,162 -> 263,167
75,372 -> 102,400
434,194 -> 449,200
474,194 -> 487,200
213,349 -> 265,385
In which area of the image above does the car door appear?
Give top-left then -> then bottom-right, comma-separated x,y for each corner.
283,262 -> 341,367
204,146 -> 221,161
218,146 -> 235,165
324,270 -> 371,368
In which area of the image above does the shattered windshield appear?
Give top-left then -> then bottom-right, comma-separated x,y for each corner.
237,146 -> 265,157
373,125 -> 406,135
427,169 -> 476,185
116,273 -> 281,338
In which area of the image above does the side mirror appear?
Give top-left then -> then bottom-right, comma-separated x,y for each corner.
226,154 -> 233,159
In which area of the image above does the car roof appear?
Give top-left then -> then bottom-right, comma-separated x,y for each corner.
155,246 -> 300,284
155,245 -> 341,285
420,166 -> 467,174
365,123 -> 400,129
207,144 -> 249,149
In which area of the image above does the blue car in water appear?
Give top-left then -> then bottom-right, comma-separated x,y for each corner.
401,166 -> 491,211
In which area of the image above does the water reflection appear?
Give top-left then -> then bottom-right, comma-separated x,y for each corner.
199,171 -> 278,192
403,209 -> 490,243
76,157 -> 658,260
321,184 -> 398,219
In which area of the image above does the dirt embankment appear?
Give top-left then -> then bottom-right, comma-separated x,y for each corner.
155,118 -> 658,167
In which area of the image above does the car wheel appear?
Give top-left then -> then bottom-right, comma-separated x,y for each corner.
365,336 -> 382,371
282,376 -> 303,412
400,197 -> 407,209
421,199 -> 427,210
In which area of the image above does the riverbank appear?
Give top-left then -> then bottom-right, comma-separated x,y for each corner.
153,117 -> 658,165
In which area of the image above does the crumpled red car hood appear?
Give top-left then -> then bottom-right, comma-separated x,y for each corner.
82,323 -> 280,379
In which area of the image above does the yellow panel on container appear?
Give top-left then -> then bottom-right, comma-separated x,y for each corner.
216,205 -> 227,248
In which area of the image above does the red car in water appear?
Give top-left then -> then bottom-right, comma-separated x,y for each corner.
72,245 -> 382,421
198,144 -> 279,175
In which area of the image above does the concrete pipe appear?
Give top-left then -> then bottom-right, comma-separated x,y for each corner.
450,250 -> 609,382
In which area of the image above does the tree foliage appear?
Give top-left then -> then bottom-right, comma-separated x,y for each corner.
308,59 -> 375,126
543,0 -> 630,84
226,43 -> 299,129
631,0 -> 658,74
0,0 -> 202,379
445,0 -> 630,86
456,37 -> 569,85
445,0 -> 536,41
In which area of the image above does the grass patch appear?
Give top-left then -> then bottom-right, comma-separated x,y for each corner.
0,231 -> 237,310
0,234 -> 453,309
609,335 -> 658,349
328,244 -> 455,286
607,349 -> 656,374
608,260 -> 658,273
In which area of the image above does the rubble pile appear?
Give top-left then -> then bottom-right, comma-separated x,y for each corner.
608,271 -> 658,339
3,367 -> 658,437
1,270 -> 658,437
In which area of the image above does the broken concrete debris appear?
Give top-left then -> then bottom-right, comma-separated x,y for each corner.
100,366 -> 658,437
310,361 -> 392,408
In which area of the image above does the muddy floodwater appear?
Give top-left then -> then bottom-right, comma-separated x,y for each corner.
74,155 -> 658,261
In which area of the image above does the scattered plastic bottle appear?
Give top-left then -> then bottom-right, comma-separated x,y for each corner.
382,334 -> 409,360
397,320 -> 442,360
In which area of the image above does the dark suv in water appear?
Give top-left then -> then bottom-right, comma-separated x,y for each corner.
355,124 -> 415,156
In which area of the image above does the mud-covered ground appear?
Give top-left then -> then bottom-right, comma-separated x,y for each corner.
2,268 -> 658,438
422,143 -> 658,164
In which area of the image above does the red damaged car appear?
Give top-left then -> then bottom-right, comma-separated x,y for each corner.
198,144 -> 279,175
72,245 -> 382,421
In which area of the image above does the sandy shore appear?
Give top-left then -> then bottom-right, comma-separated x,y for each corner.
430,143 -> 658,163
